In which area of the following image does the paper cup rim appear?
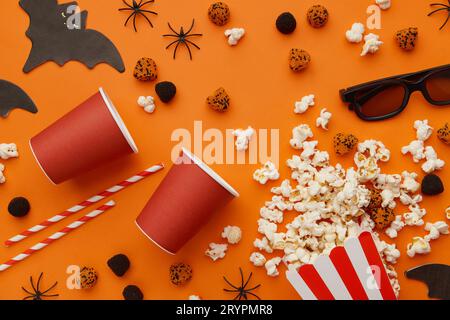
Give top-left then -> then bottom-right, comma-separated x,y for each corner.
29,139 -> 58,185
135,220 -> 176,255
99,87 -> 139,154
181,147 -> 239,197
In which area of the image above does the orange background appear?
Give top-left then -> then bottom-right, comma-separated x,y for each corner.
0,0 -> 449,300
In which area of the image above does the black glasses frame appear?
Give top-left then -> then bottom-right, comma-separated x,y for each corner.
340,64 -> 450,121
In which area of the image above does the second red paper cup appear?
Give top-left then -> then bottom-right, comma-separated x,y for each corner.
136,148 -> 239,254
30,88 -> 138,184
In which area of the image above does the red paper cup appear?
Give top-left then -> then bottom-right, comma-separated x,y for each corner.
136,148 -> 239,254
30,88 -> 138,184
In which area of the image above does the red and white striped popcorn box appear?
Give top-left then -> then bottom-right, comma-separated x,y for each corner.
286,231 -> 397,300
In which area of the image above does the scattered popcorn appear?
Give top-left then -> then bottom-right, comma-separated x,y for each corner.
233,127 -> 254,151
253,161 -> 280,184
137,96 -> 156,113
399,192 -> 422,207
0,143 -> 18,160
375,239 -> 401,264
406,237 -> 431,258
253,237 -> 273,253
376,0 -> 391,10
446,206 -> 450,220
424,221 -> 449,242
414,120 -> 433,142
361,33 -> 383,56
260,206 -> 283,223
290,124 -> 313,149
205,243 -> 228,261
385,215 -> 405,239
400,171 -> 421,193
403,205 -> 426,227
401,140 -> 425,163
294,94 -> 315,114
189,295 -> 201,300
345,22 -> 365,43
221,226 -> 242,244
316,108 -> 332,130
422,146 -> 445,173
225,28 -> 245,46
249,252 -> 266,267
265,257 -> 282,277
0,163 -> 5,184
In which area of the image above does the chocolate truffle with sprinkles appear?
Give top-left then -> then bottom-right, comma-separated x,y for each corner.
422,174 -> 444,196
437,123 -> 450,144
395,27 -> 419,51
79,267 -> 98,289
107,254 -> 130,277
123,285 -> 144,300
156,81 -> 177,103
208,2 -> 230,26
307,5 -> 329,28
170,262 -> 193,285
276,12 -> 297,34
8,197 -> 30,218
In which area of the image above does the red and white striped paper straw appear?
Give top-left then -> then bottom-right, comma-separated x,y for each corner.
0,201 -> 116,272
4,164 -> 164,247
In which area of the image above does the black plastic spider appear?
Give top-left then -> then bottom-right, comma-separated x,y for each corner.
223,268 -> 261,300
22,273 -> 59,300
428,1 -> 450,30
119,0 -> 158,32
163,19 -> 203,60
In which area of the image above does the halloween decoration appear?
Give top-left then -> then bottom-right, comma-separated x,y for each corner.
107,254 -> 130,277
8,197 -> 31,218
123,285 -> 144,300
428,1 -> 450,30
155,81 -> 177,103
421,173 -> 444,195
0,80 -> 38,118
223,268 -> 261,300
19,0 -> 125,73
276,12 -> 297,34
405,264 -> 450,299
119,0 -> 158,32
163,20 -> 203,60
22,273 -> 59,300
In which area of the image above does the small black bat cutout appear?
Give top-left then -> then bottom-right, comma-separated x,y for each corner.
405,263 -> 450,300
20,0 -> 125,73
0,80 -> 38,118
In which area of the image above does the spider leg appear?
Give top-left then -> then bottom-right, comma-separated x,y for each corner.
428,7 -> 450,16
223,288 -> 239,293
233,292 -> 242,300
124,12 -> 136,27
185,33 -> 203,38
23,295 -> 35,300
41,281 -> 58,295
245,291 -> 262,300
137,11 -> 154,28
430,3 -> 449,7
439,12 -> 450,29
163,34 -> 180,38
139,9 -> 158,15
140,0 -> 155,8
223,276 -> 239,290
29,275 -> 37,293
22,287 -> 35,296
239,268 -> 245,289
168,23 -> 180,36
133,13 -> 138,32
41,293 -> 59,298
122,0 -> 133,9
118,8 -> 135,11
186,19 -> 196,35
244,283 -> 261,291
165,39 -> 180,49
173,41 -> 182,59
184,42 -> 193,60
243,271 -> 253,289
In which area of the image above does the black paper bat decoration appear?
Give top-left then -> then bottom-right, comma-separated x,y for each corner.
0,80 -> 38,118
405,264 -> 450,300
20,0 -> 125,73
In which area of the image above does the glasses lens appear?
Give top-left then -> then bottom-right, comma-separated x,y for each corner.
355,83 -> 406,118
426,68 -> 450,103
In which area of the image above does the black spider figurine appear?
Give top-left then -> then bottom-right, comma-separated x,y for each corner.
119,0 -> 157,32
22,273 -> 59,300
163,19 -> 203,60
223,268 -> 261,300
428,1 -> 450,30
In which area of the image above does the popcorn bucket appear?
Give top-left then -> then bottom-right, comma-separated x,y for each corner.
286,231 -> 397,300
135,148 -> 239,254
30,88 -> 138,184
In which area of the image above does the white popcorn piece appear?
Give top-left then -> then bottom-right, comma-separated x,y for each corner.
249,252 -> 267,267
404,205 -> 426,227
205,243 -> 228,261
400,171 -> 421,193
422,146 -> 445,173
0,143 -> 19,160
265,195 -> 293,212
414,120 -> 433,141
406,237 -> 431,258
401,140 -> 425,163
290,124 -> 313,149
260,207 -> 283,223
225,28 -> 245,46
137,96 -> 156,114
358,139 -> 390,162
253,237 -> 273,253
189,295 -> 201,300
301,141 -> 318,159
233,127 -> 254,151
257,218 -> 277,238
399,192 -> 422,207
221,226 -> 242,244
376,0 -> 391,10
346,22 -> 365,43
424,221 -> 449,242
0,163 -> 5,184
253,161 -> 280,184
294,94 -> 315,114
316,108 -> 332,130
385,216 -> 405,239
271,179 -> 293,198
361,33 -> 383,56
375,239 -> 401,264
265,257 -> 282,277
446,206 -> 450,220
